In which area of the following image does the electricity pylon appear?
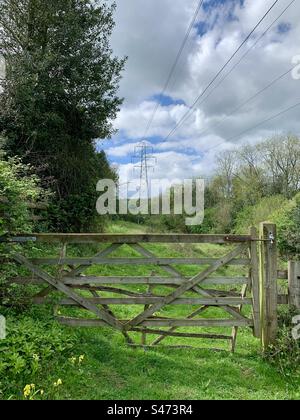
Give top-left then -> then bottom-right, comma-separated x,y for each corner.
132,141 -> 156,201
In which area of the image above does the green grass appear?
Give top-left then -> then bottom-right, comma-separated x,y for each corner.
56,329 -> 300,400
1,220 -> 300,400
3,311 -> 300,400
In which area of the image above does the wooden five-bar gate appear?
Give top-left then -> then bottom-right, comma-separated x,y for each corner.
3,223 -> 282,351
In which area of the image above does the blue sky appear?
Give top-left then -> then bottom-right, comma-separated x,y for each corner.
151,94 -> 186,107
100,0 -> 300,183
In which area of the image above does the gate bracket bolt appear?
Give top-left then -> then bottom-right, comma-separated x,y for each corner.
269,232 -> 275,244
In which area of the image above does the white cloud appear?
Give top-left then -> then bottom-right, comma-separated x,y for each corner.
106,142 -> 139,158
113,100 -> 195,139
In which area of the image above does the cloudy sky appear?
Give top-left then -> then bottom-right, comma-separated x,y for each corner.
98,0 -> 300,184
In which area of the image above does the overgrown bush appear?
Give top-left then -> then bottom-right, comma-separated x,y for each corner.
46,192 -> 107,233
0,148 -> 46,236
188,207 -> 215,234
0,315 -> 77,399
264,307 -> 300,377
234,195 -> 287,233
0,145 -> 48,307
273,193 -> 300,259
0,316 -> 75,377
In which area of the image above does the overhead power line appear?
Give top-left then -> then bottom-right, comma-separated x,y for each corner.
204,100 -> 300,153
185,0 -> 297,126
198,62 -> 298,140
143,0 -> 204,138
162,0 -> 281,142
169,0 -> 297,154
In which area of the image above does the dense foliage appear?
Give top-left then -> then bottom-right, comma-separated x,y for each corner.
273,193 -> 300,259
0,310 -> 77,400
0,143 -> 45,235
201,134 -> 300,234
0,0 -> 122,231
265,307 -> 300,376
0,144 -> 48,307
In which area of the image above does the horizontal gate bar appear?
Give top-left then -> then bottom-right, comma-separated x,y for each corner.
8,276 -> 250,286
0,236 -> 37,243
130,328 -> 233,340
57,297 -> 252,306
57,317 -> 254,328
128,345 -> 227,351
277,270 -> 288,279
64,276 -> 250,286
13,233 -> 252,244
277,294 -> 289,304
29,257 -> 250,266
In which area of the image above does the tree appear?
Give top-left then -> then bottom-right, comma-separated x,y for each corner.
203,135 -> 300,234
0,0 -> 124,230
215,150 -> 236,200
259,134 -> 300,198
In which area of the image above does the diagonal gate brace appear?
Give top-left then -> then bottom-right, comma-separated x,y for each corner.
125,244 -> 248,329
13,253 -> 125,332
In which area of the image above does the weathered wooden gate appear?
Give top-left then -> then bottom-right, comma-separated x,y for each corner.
4,227 -> 277,352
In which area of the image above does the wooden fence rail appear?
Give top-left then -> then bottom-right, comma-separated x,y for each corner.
0,196 -> 48,222
275,262 -> 300,309
288,261 -> 300,309
12,233 -> 253,244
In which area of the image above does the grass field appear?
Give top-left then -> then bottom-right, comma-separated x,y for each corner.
1,221 -> 300,400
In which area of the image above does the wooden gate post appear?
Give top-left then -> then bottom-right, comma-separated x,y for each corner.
250,227 -> 261,338
259,222 -> 278,350
288,261 -> 300,309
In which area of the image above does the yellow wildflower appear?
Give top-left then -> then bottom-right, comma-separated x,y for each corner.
23,384 -> 32,398
78,355 -> 85,364
54,379 -> 63,387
